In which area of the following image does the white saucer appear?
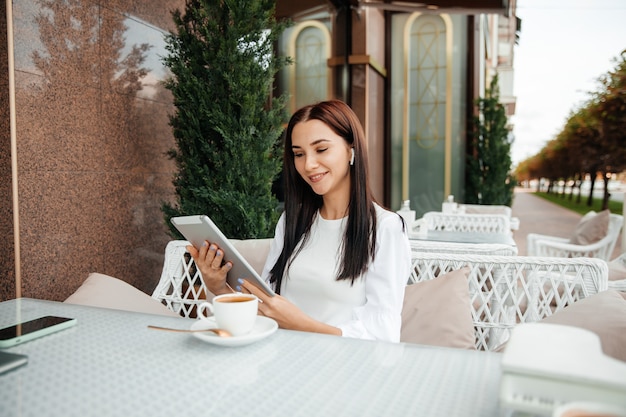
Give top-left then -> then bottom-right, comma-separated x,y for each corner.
191,316 -> 278,347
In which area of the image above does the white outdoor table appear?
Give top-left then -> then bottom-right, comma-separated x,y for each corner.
410,229 -> 517,246
0,298 -> 510,417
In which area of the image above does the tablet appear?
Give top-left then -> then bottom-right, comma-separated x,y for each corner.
171,215 -> 276,297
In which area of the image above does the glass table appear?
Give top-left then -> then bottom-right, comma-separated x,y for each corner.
0,298 -> 507,417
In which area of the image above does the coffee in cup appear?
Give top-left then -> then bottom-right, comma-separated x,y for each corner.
197,293 -> 258,336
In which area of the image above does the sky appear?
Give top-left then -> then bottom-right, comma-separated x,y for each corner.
511,0 -> 626,167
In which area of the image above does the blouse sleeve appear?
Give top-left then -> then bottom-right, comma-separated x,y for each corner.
337,212 -> 412,342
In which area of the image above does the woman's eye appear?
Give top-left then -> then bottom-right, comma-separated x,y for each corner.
293,153 -> 303,158
317,148 -> 328,153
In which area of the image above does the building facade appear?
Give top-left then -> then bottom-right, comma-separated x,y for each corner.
1,0 -> 517,301
275,0 -> 517,216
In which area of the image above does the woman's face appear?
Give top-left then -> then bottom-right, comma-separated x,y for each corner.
291,119 -> 352,199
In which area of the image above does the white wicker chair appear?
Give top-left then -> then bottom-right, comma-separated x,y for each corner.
153,241 -> 608,350
420,211 -> 512,235
151,240 -> 209,318
151,239 -> 271,318
409,252 -> 609,351
527,213 -> 623,261
410,240 -> 518,256
459,203 -> 520,231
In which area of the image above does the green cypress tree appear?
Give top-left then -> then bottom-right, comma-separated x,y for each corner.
465,75 -> 516,206
162,0 -> 291,239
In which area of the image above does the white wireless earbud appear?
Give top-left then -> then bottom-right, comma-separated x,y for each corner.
350,148 -> 355,166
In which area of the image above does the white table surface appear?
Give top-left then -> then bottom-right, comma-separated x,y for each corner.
410,230 -> 517,246
0,298 -> 508,417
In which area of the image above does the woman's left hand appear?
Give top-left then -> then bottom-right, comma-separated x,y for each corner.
239,279 -> 341,336
238,279 -> 308,330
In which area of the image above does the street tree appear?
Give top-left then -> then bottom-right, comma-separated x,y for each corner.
592,50 -> 626,209
465,75 -> 516,205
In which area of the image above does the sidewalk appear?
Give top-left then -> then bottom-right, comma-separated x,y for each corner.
511,188 -> 622,258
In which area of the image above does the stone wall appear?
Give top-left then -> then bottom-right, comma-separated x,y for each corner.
1,0 -> 185,301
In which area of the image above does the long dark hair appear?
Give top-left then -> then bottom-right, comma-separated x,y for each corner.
269,100 -> 377,293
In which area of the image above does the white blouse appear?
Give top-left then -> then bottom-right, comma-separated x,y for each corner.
261,204 -> 412,342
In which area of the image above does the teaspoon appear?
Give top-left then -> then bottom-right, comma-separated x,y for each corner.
147,325 -> 232,337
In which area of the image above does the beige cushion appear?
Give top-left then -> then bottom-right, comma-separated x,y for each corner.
64,272 -> 180,317
230,238 -> 272,275
401,267 -> 475,349
569,209 -> 609,245
540,290 -> 626,362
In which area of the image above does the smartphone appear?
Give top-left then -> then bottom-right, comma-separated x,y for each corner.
0,351 -> 28,375
0,316 -> 77,348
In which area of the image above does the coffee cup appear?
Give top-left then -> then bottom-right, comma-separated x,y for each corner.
197,293 -> 258,336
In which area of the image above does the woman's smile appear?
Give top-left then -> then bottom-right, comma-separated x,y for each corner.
308,172 -> 327,183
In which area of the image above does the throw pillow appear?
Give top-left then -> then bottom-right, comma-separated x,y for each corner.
540,290 -> 626,362
64,272 -> 180,317
569,209 -> 610,245
400,267 -> 475,349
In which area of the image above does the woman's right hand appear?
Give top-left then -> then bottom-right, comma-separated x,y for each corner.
187,241 -> 233,295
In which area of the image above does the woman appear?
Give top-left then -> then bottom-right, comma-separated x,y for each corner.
189,100 -> 411,342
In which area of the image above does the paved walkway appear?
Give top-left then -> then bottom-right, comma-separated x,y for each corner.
511,188 -> 623,258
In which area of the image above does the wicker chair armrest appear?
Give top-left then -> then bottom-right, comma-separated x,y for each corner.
526,233 -> 569,256
533,236 -> 615,259
608,280 -> 626,291
527,233 -> 569,244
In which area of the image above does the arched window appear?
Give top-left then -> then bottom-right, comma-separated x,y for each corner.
288,21 -> 331,112
406,14 -> 449,150
401,13 -> 453,206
